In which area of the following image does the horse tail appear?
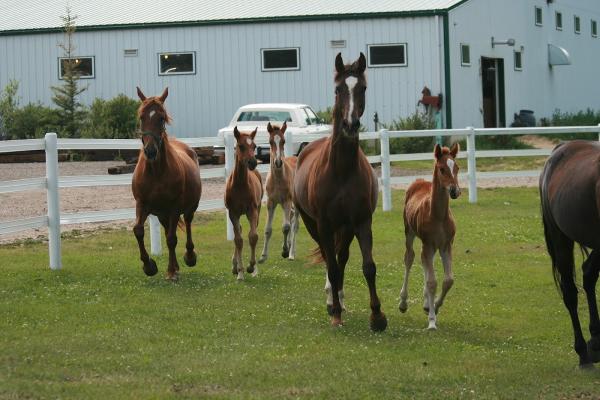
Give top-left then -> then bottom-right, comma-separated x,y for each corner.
309,231 -> 346,266
178,217 -> 185,231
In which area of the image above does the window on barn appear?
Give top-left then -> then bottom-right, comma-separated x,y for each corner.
555,12 -> 563,30
535,6 -> 543,26
158,52 -> 195,75
592,20 -> 598,37
574,15 -> 581,34
58,56 -> 94,79
261,48 -> 300,71
514,50 -> 523,71
367,44 -> 407,67
460,44 -> 470,66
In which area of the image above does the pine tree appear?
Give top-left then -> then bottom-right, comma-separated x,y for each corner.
51,7 -> 87,138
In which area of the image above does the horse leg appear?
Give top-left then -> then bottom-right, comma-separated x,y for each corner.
132,205 -> 158,276
583,250 -> 600,363
288,207 -> 299,260
335,227 -> 354,314
399,228 -> 416,313
281,201 -> 293,259
246,208 -> 259,277
229,214 -> 244,280
318,224 -> 344,327
258,200 -> 275,264
165,214 -> 181,281
434,244 -> 454,313
421,244 -> 437,330
356,220 -> 387,332
183,210 -> 197,267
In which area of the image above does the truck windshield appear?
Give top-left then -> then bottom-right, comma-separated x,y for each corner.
237,111 -> 292,122
303,107 -> 320,125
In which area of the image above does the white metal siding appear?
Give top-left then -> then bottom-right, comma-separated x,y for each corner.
0,17 -> 443,137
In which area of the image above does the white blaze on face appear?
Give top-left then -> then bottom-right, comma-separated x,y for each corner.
345,76 -> 358,124
447,158 -> 455,178
149,110 -> 156,119
273,135 -> 281,160
246,138 -> 252,146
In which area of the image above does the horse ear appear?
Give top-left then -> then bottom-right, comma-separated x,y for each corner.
281,121 -> 287,134
233,126 -> 240,140
434,144 -> 443,160
450,142 -> 460,158
251,127 -> 258,139
267,122 -> 273,134
335,53 -> 345,74
159,87 -> 169,102
136,86 -> 146,101
357,52 -> 367,73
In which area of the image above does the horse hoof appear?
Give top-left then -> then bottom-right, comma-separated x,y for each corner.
143,259 -> 158,276
288,255 -> 295,261
246,265 -> 255,274
281,249 -> 289,258
331,316 -> 343,327
427,322 -> 437,331
258,255 -> 267,264
399,301 -> 408,313
587,339 -> 600,363
166,272 -> 179,282
370,312 -> 388,332
184,251 -> 197,267
237,272 -> 245,281
326,304 -> 334,316
579,362 -> 595,370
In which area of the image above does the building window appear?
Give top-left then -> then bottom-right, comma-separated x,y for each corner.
514,50 -> 523,71
460,44 -> 470,66
535,6 -> 543,26
574,15 -> 581,34
58,56 -> 94,79
158,52 -> 195,75
556,12 -> 563,30
261,48 -> 300,71
367,44 -> 407,67
593,20 -> 598,37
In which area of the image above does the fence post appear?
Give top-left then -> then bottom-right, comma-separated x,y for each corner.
284,128 -> 294,157
45,132 -> 61,270
597,123 -> 600,142
466,126 -> 477,203
379,129 -> 392,211
149,215 -> 161,255
224,132 -> 235,240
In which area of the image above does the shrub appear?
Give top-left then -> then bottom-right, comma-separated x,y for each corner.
81,94 -> 140,139
386,112 -> 437,154
10,104 -> 60,139
540,108 -> 600,141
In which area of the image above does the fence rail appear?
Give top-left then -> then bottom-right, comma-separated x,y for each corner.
1,124 -> 599,269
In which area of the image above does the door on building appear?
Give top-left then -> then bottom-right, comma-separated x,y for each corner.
481,57 -> 506,128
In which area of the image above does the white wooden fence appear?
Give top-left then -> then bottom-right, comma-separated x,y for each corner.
1,125 -> 599,270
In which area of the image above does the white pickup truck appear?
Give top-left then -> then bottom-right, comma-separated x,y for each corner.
217,103 -> 331,161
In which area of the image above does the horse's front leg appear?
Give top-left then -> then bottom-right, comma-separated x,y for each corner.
133,204 -> 158,276
318,223 -> 344,327
165,214 -> 181,281
246,208 -> 260,277
281,201 -> 293,259
183,210 -> 197,267
435,244 -> 454,314
421,244 -> 437,330
356,219 -> 387,332
229,213 -> 244,280
258,200 -> 276,264
288,207 -> 299,260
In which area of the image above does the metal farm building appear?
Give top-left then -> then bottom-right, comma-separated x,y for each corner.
0,0 -> 599,137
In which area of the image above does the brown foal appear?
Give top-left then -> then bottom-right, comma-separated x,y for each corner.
224,127 -> 263,281
400,143 -> 461,330
258,121 -> 299,263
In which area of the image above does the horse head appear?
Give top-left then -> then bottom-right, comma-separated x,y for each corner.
333,52 -> 367,137
267,121 -> 287,169
136,86 -> 171,162
233,126 -> 258,171
434,143 -> 461,199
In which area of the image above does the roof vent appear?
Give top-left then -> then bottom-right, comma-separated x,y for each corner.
330,40 -> 346,48
124,49 -> 138,57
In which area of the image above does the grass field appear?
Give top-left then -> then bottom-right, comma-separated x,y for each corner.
1,187 -> 600,399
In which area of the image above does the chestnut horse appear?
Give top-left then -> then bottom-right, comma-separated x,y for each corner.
225,127 -> 263,281
293,53 -> 387,331
540,140 -> 600,367
400,143 -> 460,330
258,121 -> 299,263
131,87 -> 202,281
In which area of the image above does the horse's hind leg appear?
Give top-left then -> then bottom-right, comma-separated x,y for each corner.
281,201 -> 293,259
258,200 -> 275,264
183,210 -> 197,267
288,207 -> 299,260
583,250 -> 600,362
421,244 -> 437,330
435,244 -> 454,313
165,214 -> 181,281
246,208 -> 259,277
356,219 -> 387,332
133,204 -> 158,276
399,228 -> 416,313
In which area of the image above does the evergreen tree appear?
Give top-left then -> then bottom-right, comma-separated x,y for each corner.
51,7 -> 87,138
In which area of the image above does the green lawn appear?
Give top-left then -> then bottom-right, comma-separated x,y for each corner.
1,188 -> 600,399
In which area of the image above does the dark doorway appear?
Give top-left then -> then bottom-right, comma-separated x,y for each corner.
481,57 -> 506,128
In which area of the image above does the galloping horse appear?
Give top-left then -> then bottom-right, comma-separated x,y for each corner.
400,143 -> 461,330
131,87 -> 202,281
540,140 -> 600,367
225,127 -> 263,281
258,121 -> 299,263
293,53 -> 387,331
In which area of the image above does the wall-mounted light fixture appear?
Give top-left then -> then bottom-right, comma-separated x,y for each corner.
491,37 -> 516,48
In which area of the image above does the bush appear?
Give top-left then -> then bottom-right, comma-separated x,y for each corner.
386,112 -> 437,154
540,108 -> 600,141
81,94 -> 140,139
11,104 -> 60,139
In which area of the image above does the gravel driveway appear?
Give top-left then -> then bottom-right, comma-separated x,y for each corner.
0,161 -> 539,244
